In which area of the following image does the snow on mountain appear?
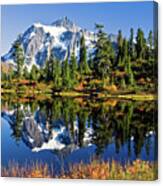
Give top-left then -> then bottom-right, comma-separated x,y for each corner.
1,17 -> 97,70
1,106 -> 94,153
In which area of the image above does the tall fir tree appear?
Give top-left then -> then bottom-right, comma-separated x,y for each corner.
147,30 -> 153,60
148,30 -> 153,51
79,34 -> 90,77
136,28 -> 146,59
117,30 -> 123,66
70,51 -> 78,87
13,40 -> 25,78
23,66 -> 30,80
88,53 -> 94,71
30,65 -> 38,81
125,56 -> 134,85
45,52 -> 55,81
129,28 -> 135,60
53,59 -> 62,89
121,38 -> 128,66
62,56 -> 71,89
94,24 -> 114,81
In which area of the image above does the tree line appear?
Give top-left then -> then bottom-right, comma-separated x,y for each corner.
2,24 -> 157,92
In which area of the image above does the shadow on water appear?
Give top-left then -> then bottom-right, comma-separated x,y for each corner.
1,96 -> 158,174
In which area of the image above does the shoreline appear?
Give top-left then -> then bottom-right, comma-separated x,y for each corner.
1,89 -> 157,101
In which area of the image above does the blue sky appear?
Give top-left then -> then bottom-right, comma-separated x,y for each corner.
1,1 -> 155,54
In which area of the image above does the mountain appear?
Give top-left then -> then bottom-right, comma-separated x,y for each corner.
1,106 -> 93,153
1,17 -> 97,70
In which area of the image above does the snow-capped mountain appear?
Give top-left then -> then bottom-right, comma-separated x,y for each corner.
1,17 -> 97,70
1,105 -> 93,153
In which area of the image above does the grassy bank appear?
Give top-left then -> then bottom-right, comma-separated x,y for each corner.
1,160 -> 157,180
1,79 -> 157,101
1,89 -> 157,101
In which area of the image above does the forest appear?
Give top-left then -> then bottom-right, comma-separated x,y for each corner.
1,24 -> 157,97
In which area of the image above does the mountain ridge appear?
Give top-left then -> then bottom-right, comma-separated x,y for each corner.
1,17 -> 117,71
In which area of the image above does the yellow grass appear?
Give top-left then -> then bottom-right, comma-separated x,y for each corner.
1,160 -> 157,180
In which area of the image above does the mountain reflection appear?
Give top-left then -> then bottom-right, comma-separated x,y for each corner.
1,98 -> 157,159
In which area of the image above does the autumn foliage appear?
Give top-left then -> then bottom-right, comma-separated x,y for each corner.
1,160 -> 157,180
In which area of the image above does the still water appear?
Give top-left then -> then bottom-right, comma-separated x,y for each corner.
1,97 -> 157,174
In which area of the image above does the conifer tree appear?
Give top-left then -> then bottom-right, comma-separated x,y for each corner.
44,60 -> 50,81
78,110 -> 87,147
117,30 -> 123,65
88,53 -> 94,71
70,51 -> 78,86
62,57 -> 71,89
53,59 -> 62,89
30,65 -> 38,81
125,56 -> 134,85
122,38 -> 128,63
94,24 -> 114,80
23,66 -> 30,80
45,53 -> 55,81
129,28 -> 135,60
148,30 -> 153,51
38,68 -> 45,81
147,30 -> 153,60
79,34 -> 90,77
153,31 -> 158,85
13,40 -> 25,78
136,28 -> 146,59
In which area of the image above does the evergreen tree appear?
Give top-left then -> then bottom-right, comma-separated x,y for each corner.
70,51 -> 78,86
136,28 -> 146,59
13,40 -> 25,78
23,66 -> 30,79
12,104 -> 24,142
38,68 -> 45,81
154,30 -> 158,62
62,57 -> 71,89
125,56 -> 134,85
45,53 -> 55,81
79,34 -> 90,77
30,65 -> 38,81
129,28 -> 135,60
122,38 -> 128,63
148,30 -> 153,51
44,60 -> 49,81
94,24 -> 114,80
117,30 -> 123,65
121,39 -> 135,86
78,110 -> 87,147
53,59 -> 62,89
147,30 -> 153,60
153,30 -> 158,85
88,53 -> 94,71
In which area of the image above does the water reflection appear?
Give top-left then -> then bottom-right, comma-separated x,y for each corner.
1,98 -> 157,166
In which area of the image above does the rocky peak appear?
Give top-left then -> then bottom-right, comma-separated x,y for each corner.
52,17 -> 80,32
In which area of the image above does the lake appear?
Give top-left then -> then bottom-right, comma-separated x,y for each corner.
1,97 -> 158,175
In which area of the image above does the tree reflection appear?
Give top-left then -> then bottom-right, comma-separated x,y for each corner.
11,102 -> 24,143
2,97 -> 157,159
